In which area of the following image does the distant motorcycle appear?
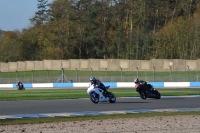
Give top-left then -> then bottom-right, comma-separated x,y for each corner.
135,83 -> 161,99
16,83 -> 25,90
87,84 -> 116,104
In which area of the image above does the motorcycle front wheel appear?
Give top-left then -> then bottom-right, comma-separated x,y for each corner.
107,92 -> 116,103
139,90 -> 147,99
90,92 -> 99,104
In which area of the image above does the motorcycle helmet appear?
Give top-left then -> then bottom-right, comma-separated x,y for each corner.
90,76 -> 96,84
134,78 -> 139,84
90,76 -> 95,81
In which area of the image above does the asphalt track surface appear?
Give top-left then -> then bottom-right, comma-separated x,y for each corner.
0,96 -> 200,116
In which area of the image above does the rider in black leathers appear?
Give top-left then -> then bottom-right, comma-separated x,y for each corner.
16,81 -> 24,90
134,78 -> 149,92
90,77 -> 108,96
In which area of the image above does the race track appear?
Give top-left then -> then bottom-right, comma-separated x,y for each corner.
0,96 -> 200,119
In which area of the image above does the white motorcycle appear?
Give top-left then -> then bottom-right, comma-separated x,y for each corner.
87,84 -> 116,104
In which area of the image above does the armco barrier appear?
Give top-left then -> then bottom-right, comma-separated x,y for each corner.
0,82 -> 200,89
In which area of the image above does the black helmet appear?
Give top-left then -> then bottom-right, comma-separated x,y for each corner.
90,76 -> 96,81
134,78 -> 139,84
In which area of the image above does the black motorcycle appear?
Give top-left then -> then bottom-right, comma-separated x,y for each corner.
135,83 -> 161,99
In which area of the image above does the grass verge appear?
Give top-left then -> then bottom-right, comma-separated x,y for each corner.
0,88 -> 200,101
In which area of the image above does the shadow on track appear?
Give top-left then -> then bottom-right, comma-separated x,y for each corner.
95,101 -> 150,104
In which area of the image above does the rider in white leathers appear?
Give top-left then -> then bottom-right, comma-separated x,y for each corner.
90,77 -> 108,96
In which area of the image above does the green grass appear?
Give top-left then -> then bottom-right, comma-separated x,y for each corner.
0,88 -> 200,101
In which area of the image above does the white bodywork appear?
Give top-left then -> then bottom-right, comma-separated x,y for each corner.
87,84 -> 109,102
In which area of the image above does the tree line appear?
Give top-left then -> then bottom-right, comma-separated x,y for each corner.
0,0 -> 200,62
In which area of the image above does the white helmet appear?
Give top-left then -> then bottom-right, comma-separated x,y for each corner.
134,78 -> 139,83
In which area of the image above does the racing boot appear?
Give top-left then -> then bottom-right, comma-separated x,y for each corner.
103,90 -> 108,97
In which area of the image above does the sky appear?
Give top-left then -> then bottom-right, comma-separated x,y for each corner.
0,0 -> 53,31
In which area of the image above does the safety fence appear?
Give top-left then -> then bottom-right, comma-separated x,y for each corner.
1,82 -> 200,89
0,69 -> 200,84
